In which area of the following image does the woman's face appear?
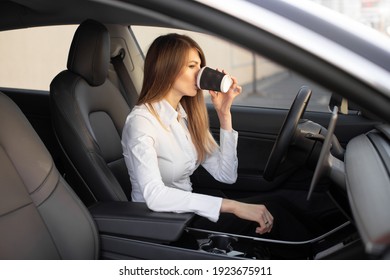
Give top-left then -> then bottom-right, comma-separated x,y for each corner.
171,48 -> 201,98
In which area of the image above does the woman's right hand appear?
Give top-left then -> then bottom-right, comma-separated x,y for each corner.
221,199 -> 274,234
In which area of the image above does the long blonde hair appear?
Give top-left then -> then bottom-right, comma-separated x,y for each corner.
138,33 -> 216,162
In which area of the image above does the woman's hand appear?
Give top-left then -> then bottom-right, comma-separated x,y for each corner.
221,199 -> 274,234
209,69 -> 242,131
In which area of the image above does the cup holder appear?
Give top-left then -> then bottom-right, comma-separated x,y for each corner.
200,234 -> 238,255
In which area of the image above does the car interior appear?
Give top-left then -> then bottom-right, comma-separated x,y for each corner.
1,0 -> 390,260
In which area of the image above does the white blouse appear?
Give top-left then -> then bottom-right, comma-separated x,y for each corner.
121,99 -> 238,222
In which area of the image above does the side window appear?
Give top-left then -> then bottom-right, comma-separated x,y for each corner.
0,25 -> 77,91
131,26 -> 332,112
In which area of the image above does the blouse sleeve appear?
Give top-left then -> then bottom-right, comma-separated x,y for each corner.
122,114 -> 223,222
201,128 -> 238,184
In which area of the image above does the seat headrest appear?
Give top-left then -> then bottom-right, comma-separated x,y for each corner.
67,19 -> 110,86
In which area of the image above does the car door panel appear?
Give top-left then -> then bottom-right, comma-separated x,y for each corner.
192,103 -> 379,197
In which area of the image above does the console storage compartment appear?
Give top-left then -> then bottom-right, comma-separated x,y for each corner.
89,201 -> 194,242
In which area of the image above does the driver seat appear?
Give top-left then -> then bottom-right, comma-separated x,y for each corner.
50,19 -> 133,204
0,91 -> 99,259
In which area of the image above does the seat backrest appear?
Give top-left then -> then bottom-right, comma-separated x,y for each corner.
0,92 -> 99,259
50,19 -> 133,203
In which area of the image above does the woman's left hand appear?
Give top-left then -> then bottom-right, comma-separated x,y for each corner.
209,69 -> 242,131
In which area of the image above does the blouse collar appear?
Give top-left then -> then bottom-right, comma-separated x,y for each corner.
153,99 -> 188,127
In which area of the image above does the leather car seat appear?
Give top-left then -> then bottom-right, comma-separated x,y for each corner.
50,19 -> 133,203
0,91 -> 99,259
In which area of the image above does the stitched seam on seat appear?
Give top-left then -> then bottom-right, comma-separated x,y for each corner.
29,161 -> 56,206
0,195 -> 62,259
87,150 -> 127,201
91,30 -> 99,85
59,176 -> 100,258
70,77 -> 100,148
0,201 -> 33,219
2,141 -> 54,207
35,177 -> 64,260
106,156 -> 124,166
52,75 -> 99,150
51,126 -> 98,203
52,77 -> 108,184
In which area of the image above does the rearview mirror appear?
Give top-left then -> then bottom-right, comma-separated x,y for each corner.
329,93 -> 348,114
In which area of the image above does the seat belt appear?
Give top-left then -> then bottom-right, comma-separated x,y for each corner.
111,49 -> 138,108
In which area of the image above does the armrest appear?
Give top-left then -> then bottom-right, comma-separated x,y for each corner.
89,201 -> 194,242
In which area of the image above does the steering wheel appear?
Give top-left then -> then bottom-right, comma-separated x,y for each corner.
307,106 -> 338,200
263,86 -> 312,181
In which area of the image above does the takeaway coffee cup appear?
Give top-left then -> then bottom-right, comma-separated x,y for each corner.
196,66 -> 233,93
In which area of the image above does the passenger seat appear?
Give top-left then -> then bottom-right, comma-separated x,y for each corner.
0,91 -> 99,259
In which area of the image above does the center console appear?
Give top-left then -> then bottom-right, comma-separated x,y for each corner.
89,201 -> 360,260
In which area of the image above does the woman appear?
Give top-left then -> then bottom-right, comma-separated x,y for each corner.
121,33 -> 276,236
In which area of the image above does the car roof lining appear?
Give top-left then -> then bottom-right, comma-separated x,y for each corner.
0,0 -> 196,31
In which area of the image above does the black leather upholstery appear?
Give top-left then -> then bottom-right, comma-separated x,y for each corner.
50,19 -> 132,203
0,92 -> 99,259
